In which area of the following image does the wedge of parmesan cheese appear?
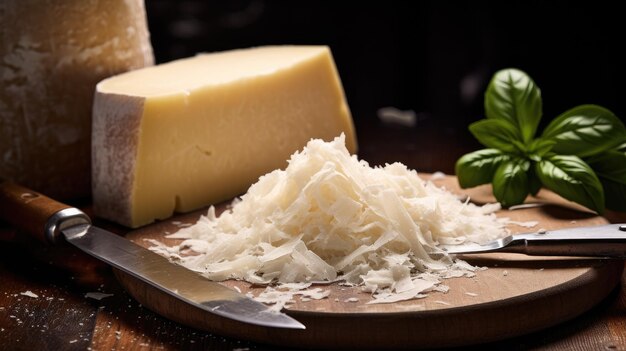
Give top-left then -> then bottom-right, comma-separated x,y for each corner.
150,135 -> 509,304
93,46 -> 356,228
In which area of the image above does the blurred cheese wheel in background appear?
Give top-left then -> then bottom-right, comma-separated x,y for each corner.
0,0 -> 154,199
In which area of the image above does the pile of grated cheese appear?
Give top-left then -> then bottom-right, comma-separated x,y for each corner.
149,134 -> 511,306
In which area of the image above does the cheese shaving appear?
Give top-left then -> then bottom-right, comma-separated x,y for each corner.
252,286 -> 331,312
149,134 -> 509,304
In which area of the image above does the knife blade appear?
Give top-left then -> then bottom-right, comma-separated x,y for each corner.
439,223 -> 626,257
0,181 -> 305,330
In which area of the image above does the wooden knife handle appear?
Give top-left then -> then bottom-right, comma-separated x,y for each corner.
0,180 -> 90,243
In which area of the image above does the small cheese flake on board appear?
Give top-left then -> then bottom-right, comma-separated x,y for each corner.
252,286 -> 331,312
507,220 -> 539,228
149,135 -> 510,305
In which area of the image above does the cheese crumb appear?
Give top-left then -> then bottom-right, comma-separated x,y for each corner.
20,291 -> 39,298
150,135 -> 508,304
507,220 -> 539,228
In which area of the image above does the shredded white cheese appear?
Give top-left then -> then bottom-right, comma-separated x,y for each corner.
149,134 -> 509,304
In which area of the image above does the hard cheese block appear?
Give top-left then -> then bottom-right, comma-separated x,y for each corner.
93,46 -> 357,228
0,0 -> 153,199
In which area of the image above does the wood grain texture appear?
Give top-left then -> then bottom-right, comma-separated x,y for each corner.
1,176 -> 625,350
117,175 -> 624,349
0,239 -> 102,351
0,181 -> 71,243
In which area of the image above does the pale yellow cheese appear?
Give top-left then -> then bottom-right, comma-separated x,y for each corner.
92,46 -> 357,228
0,0 -> 153,199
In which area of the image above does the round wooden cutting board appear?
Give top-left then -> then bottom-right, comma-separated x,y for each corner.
118,175 -> 624,349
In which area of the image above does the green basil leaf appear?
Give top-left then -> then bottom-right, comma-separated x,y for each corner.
492,158 -> 530,207
536,155 -> 605,214
585,150 -> 626,184
542,104 -> 626,158
485,68 -> 542,143
528,163 -> 542,196
585,150 -> 626,211
527,138 -> 557,159
469,119 -> 525,154
455,149 -> 511,188
599,178 -> 626,212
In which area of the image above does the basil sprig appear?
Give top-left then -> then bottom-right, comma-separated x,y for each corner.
456,68 -> 626,214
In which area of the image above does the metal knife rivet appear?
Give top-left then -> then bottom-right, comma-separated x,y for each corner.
619,225 -> 626,232
20,192 -> 38,203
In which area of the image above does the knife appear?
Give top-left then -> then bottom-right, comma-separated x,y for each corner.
0,180 -> 305,329
439,223 -> 626,257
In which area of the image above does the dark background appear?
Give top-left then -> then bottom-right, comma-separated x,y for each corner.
144,0 -> 626,173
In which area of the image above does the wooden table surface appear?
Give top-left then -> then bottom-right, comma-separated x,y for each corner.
1,119 -> 626,350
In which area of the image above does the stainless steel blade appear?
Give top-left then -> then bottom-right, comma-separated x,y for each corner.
62,223 -> 305,329
440,223 -> 626,257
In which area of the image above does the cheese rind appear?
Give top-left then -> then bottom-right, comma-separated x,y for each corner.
93,46 -> 357,228
0,0 -> 153,199
92,93 -> 145,226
